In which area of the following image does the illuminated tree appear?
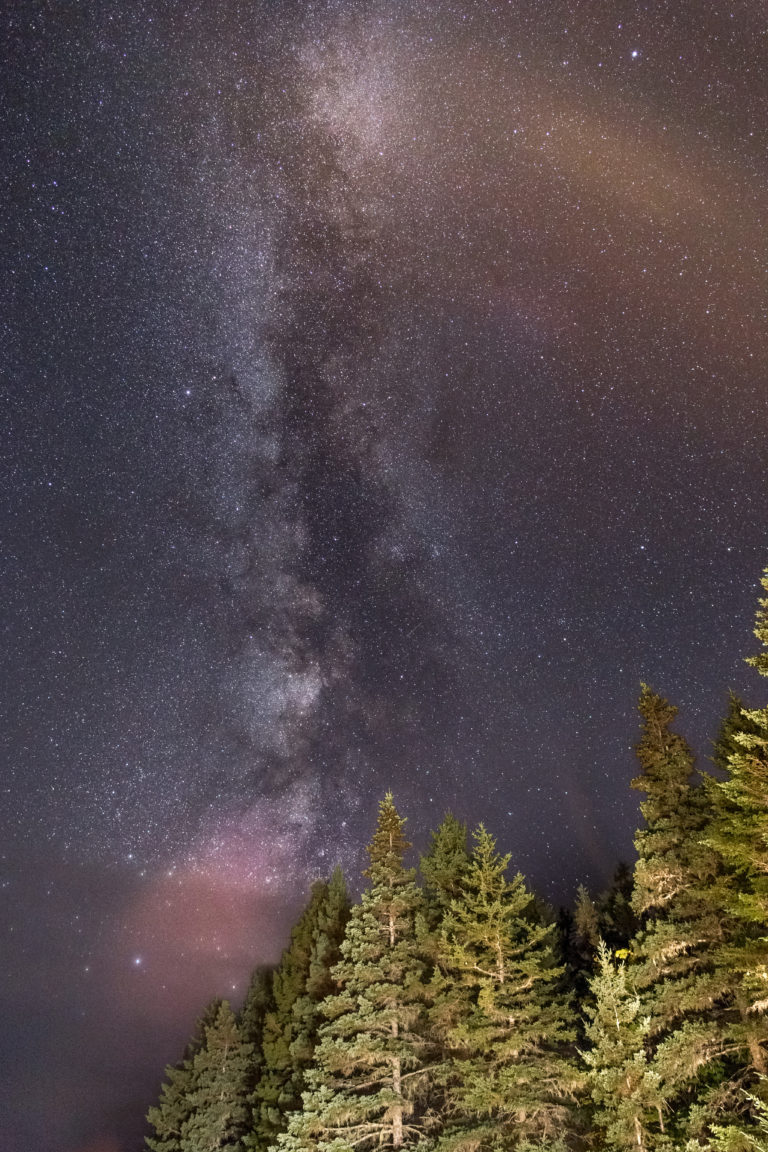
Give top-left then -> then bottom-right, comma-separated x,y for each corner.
146,1000 -> 222,1152
249,871 -> 349,1150
181,1000 -> 253,1152
583,942 -> 664,1152
435,826 -> 581,1150
420,811 -> 470,927
696,574 -> 768,1115
276,795 -> 433,1152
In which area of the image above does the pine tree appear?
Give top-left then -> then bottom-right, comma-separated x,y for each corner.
147,1062 -> 198,1152
573,884 -> 600,955
582,941 -> 664,1152
745,569 -> 768,679
566,866 -> 639,1008
146,1000 -> 223,1152
276,794 -> 433,1152
420,812 -> 471,928
631,687 -> 711,918
597,863 -> 640,952
181,1000 -> 253,1152
435,825 -> 581,1150
698,574 -> 768,1099
616,687 -> 737,1146
249,871 -> 350,1150
240,967 -> 273,1054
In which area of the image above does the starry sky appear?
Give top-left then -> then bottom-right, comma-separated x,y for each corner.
3,1 -> 768,1149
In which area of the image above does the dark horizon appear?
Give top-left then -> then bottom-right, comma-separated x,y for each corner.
3,2 -> 768,1148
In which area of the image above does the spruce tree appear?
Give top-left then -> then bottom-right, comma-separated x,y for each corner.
435,825 -> 581,1150
566,866 -> 639,1007
631,687 -> 711,919
147,1061 -> 199,1152
745,569 -> 768,679
628,686 -> 725,1131
709,1084 -> 768,1151
249,870 -> 350,1150
621,686 -> 764,1146
181,1000 -> 253,1152
582,942 -> 664,1152
276,794 -> 432,1152
239,967 -> 273,1054
420,812 -> 471,928
146,1000 -> 223,1152
699,573 -> 768,1100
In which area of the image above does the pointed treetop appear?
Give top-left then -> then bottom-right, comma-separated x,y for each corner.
746,566 -> 768,677
420,810 -> 470,911
631,684 -> 695,800
364,792 -> 411,875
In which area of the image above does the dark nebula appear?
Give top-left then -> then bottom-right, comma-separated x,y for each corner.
3,2 -> 767,1149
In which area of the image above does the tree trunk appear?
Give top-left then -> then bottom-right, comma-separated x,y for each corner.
391,1016 -> 402,1147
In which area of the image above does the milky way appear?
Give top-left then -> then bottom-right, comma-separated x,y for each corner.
3,2 -> 768,1149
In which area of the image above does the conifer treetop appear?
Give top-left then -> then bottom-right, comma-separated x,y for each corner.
631,685 -> 695,800
746,567 -> 768,678
364,792 -> 411,877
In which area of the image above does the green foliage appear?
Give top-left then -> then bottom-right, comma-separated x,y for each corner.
582,941 -> 664,1151
146,1000 -> 223,1152
144,569 -> 768,1152
435,826 -> 581,1150
699,699 -> 768,1091
745,568 -> 768,679
276,796 -> 432,1152
698,586 -> 768,1093
146,1061 -> 197,1152
623,687 -> 727,1142
709,1083 -> 768,1150
239,967 -> 272,1052
573,884 -> 600,954
181,1000 -> 253,1151
249,870 -> 350,1150
631,685 -> 707,918
365,791 -> 412,878
420,812 -> 471,927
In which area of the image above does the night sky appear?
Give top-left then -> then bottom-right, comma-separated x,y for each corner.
3,2 -> 768,1149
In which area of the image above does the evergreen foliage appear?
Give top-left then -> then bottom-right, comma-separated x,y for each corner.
566,865 -> 639,1004
700,689 -> 768,1091
249,870 -> 350,1150
142,562 -> 768,1152
239,967 -> 273,1053
745,568 -> 768,679
181,1000 -> 253,1151
435,825 -> 581,1150
146,999 -> 223,1152
276,794 -> 433,1152
420,811 -> 471,927
583,941 -> 664,1151
625,687 -> 726,1142
147,1060 -> 199,1152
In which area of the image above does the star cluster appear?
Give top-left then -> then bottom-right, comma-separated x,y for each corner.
2,2 -> 767,1149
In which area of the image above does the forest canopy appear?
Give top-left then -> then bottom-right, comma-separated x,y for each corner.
146,569 -> 768,1152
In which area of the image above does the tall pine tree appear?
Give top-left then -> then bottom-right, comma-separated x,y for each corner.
146,999 -> 223,1152
420,812 -> 471,929
249,870 -> 350,1150
181,1000 -> 253,1152
276,794 -> 433,1152
582,942 -> 664,1152
694,568 -> 768,1139
626,686 -> 727,1144
435,825 -> 581,1150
